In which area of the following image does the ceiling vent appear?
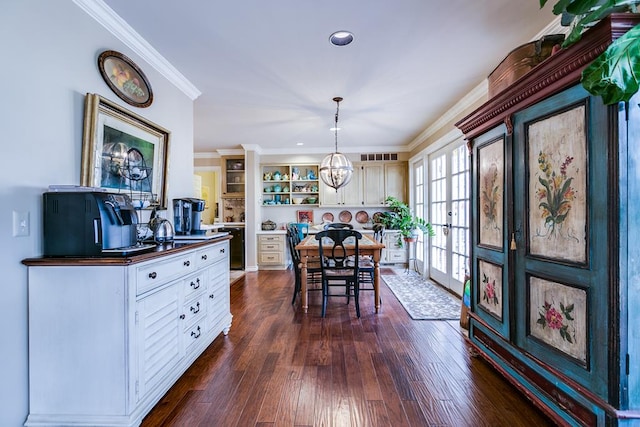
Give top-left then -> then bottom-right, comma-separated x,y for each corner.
360,153 -> 398,161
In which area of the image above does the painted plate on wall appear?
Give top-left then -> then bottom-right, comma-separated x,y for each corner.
322,212 -> 334,222
373,212 -> 385,223
338,210 -> 352,223
355,210 -> 369,224
98,50 -> 153,108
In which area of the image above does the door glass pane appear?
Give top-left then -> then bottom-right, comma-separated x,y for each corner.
430,154 -> 447,274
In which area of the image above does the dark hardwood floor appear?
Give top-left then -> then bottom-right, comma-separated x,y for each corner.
142,268 -> 554,426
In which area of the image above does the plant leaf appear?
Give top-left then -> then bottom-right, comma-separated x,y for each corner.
582,24 -> 640,104
566,0 -> 602,15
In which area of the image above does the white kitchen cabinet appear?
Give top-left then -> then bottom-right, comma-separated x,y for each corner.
319,162 -> 406,207
22,238 -> 232,427
381,230 -> 407,264
257,232 -> 289,270
384,162 -> 407,202
362,164 -> 385,205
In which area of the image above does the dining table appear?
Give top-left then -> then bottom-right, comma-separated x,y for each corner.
295,233 -> 385,313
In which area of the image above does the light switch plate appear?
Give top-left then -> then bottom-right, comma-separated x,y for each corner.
13,210 -> 29,237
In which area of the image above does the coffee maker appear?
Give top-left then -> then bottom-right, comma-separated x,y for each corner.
188,198 -> 206,235
173,198 -> 192,235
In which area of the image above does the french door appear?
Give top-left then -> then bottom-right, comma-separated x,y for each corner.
428,142 -> 470,296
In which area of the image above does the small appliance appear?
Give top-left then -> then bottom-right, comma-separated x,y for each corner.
188,198 -> 206,235
43,191 -> 151,256
173,198 -> 192,235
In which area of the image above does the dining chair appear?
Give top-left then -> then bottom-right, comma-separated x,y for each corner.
324,222 -> 353,230
287,225 -> 321,304
289,222 -> 309,241
315,229 -> 362,317
358,224 -> 384,300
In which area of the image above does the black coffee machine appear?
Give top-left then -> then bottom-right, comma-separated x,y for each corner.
189,198 -> 206,235
173,198 -> 206,235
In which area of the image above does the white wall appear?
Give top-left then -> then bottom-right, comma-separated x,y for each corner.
0,2 -> 195,425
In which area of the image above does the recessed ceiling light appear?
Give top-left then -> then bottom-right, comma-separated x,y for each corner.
329,31 -> 354,46
330,127 -> 341,131
296,142 -> 304,146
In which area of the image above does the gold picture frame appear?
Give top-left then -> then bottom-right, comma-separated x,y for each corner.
81,93 -> 170,208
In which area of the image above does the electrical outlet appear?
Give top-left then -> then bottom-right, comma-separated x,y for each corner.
12,211 -> 29,237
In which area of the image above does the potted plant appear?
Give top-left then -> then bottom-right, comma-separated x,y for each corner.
539,0 -> 640,104
381,196 -> 435,245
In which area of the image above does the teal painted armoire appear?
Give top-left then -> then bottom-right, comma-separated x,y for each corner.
456,14 -> 640,426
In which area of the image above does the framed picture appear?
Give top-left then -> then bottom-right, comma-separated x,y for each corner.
528,275 -> 588,364
477,136 -> 504,249
297,210 -> 314,224
477,259 -> 503,321
98,50 -> 153,108
527,104 -> 587,264
81,93 -> 170,208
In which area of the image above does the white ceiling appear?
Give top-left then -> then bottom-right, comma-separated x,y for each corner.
102,0 -> 557,155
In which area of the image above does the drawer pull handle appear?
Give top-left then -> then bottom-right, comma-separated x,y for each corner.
209,293 -> 215,299
148,272 -> 157,279
220,248 -> 225,253
184,260 -> 191,267
190,302 -> 200,314
179,314 -> 186,320
191,326 -> 201,339
201,254 -> 208,260
190,278 -> 200,289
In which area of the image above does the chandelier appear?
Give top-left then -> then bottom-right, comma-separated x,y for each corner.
319,97 -> 353,191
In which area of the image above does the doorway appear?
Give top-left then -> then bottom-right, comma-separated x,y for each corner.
427,142 -> 470,296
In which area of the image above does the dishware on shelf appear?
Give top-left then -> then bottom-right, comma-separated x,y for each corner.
292,197 -> 305,204
306,197 -> 317,204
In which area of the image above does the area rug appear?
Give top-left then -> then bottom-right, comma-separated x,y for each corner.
382,273 -> 461,320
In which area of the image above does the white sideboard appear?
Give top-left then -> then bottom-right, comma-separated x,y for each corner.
22,238 -> 232,427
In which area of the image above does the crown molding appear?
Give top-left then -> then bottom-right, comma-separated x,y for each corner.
216,149 -> 245,156
407,80 -> 487,151
73,0 -> 201,100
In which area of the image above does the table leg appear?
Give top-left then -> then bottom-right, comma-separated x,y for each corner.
300,255 -> 308,313
374,259 -> 381,312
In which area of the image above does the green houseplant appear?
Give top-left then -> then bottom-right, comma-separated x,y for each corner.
540,0 -> 640,104
381,196 -> 435,246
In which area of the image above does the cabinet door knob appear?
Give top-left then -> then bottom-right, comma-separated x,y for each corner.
184,260 -> 191,267
201,254 -> 208,260
209,293 -> 215,299
179,314 -> 186,320
148,272 -> 157,279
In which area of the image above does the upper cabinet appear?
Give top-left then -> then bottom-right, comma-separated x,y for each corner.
320,161 -> 406,206
261,164 -> 319,206
222,157 -> 245,198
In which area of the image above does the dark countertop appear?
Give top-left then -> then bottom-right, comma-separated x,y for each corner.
22,234 -> 232,267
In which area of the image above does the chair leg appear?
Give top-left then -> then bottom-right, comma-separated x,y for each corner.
354,280 -> 360,318
321,279 -> 328,317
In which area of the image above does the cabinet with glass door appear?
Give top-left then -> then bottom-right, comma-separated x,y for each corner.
222,157 -> 245,198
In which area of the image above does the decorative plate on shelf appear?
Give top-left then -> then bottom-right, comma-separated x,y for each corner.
338,210 -> 352,223
373,212 -> 385,223
355,210 -> 369,224
322,212 -> 334,222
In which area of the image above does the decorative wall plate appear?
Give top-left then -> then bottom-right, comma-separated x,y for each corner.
322,212 -> 334,222
355,210 -> 369,224
98,50 -> 153,108
338,210 -> 352,223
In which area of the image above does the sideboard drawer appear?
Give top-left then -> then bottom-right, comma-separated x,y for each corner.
259,252 -> 283,265
136,252 -> 196,295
